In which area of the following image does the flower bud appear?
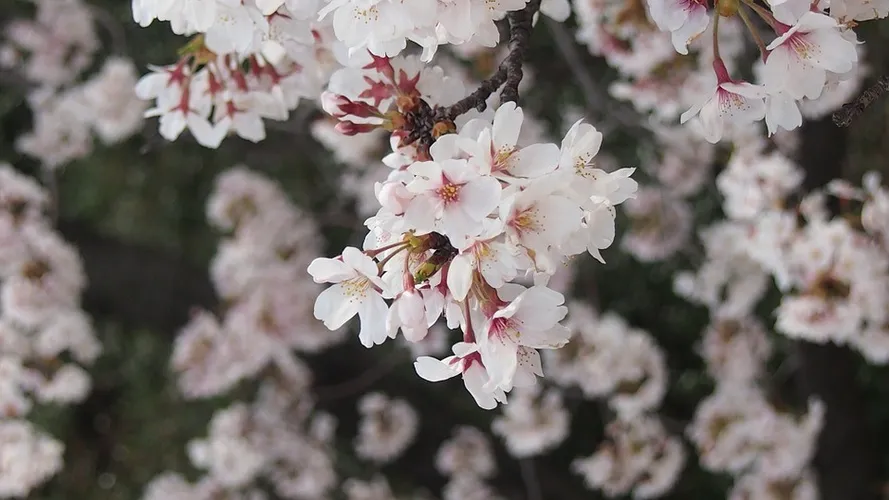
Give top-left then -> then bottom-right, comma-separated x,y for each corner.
335,120 -> 379,136
321,92 -> 381,119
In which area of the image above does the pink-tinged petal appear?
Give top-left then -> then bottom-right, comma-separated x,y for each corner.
135,72 -> 169,99
404,196 -> 439,233
414,356 -> 459,382
439,158 -> 474,184
233,113 -> 266,143
452,342 -> 478,357
463,363 -> 499,409
357,292 -> 389,347
385,301 -> 402,338
187,114 -> 227,149
158,111 -> 187,141
575,123 -> 603,159
460,177 -> 502,220
492,102 -> 522,149
518,324 -> 571,350
407,160 -> 443,181
430,134 -> 461,162
796,11 -> 840,31
186,0 -> 217,31
447,253 -> 474,301
341,247 -> 378,280
313,283 -> 361,330
670,8 -> 709,55
806,30 -> 858,74
508,143 -> 559,178
720,82 -> 766,98
480,331 -> 518,391
765,93 -> 802,135
588,202 -> 617,248
697,99 -> 724,144
679,92 -> 711,124
307,257 -> 355,283
512,347 -> 543,387
255,0 -> 283,15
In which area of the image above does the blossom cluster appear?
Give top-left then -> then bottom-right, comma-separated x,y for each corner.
436,426 -> 504,499
672,137 -> 840,498
540,301 -> 684,497
146,167 -> 346,499
144,378 -> 340,500
0,165 -> 101,497
134,0 -> 371,147
172,166 -> 344,399
3,0 -> 146,168
573,0 -> 877,142
311,55 -> 638,407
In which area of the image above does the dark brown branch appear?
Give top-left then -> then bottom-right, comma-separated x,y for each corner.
440,0 -> 541,120
795,116 -> 881,500
832,75 -> 889,128
498,0 -> 539,104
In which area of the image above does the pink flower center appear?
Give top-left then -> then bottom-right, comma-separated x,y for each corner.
437,182 -> 461,204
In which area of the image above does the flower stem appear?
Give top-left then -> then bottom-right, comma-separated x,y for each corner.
711,9 -> 721,61
738,6 -> 768,61
375,245 -> 409,273
741,0 -> 780,31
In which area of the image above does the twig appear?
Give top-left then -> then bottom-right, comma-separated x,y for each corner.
520,458 -> 543,500
439,0 -> 542,120
499,0 -> 539,104
833,75 -> 889,127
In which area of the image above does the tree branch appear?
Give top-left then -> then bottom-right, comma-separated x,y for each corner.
440,0 -> 541,120
832,75 -> 889,128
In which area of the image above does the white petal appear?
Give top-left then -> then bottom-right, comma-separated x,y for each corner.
414,356 -> 459,382
357,293 -> 389,347
313,284 -> 360,330
307,257 -> 354,283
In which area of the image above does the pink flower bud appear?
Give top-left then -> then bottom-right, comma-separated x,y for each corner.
321,92 -> 381,119
398,290 -> 428,342
335,121 -> 379,136
320,91 -> 350,117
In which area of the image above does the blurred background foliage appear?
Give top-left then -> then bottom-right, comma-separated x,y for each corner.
2,0 -> 889,499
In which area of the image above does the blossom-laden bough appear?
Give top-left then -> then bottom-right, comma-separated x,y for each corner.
0,0 -> 883,496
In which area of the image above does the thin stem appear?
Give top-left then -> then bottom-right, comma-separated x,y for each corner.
366,239 -> 410,258
376,245 -> 408,272
741,0 -> 780,30
738,6 -> 768,61
711,9 -> 721,60
462,300 -> 475,343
